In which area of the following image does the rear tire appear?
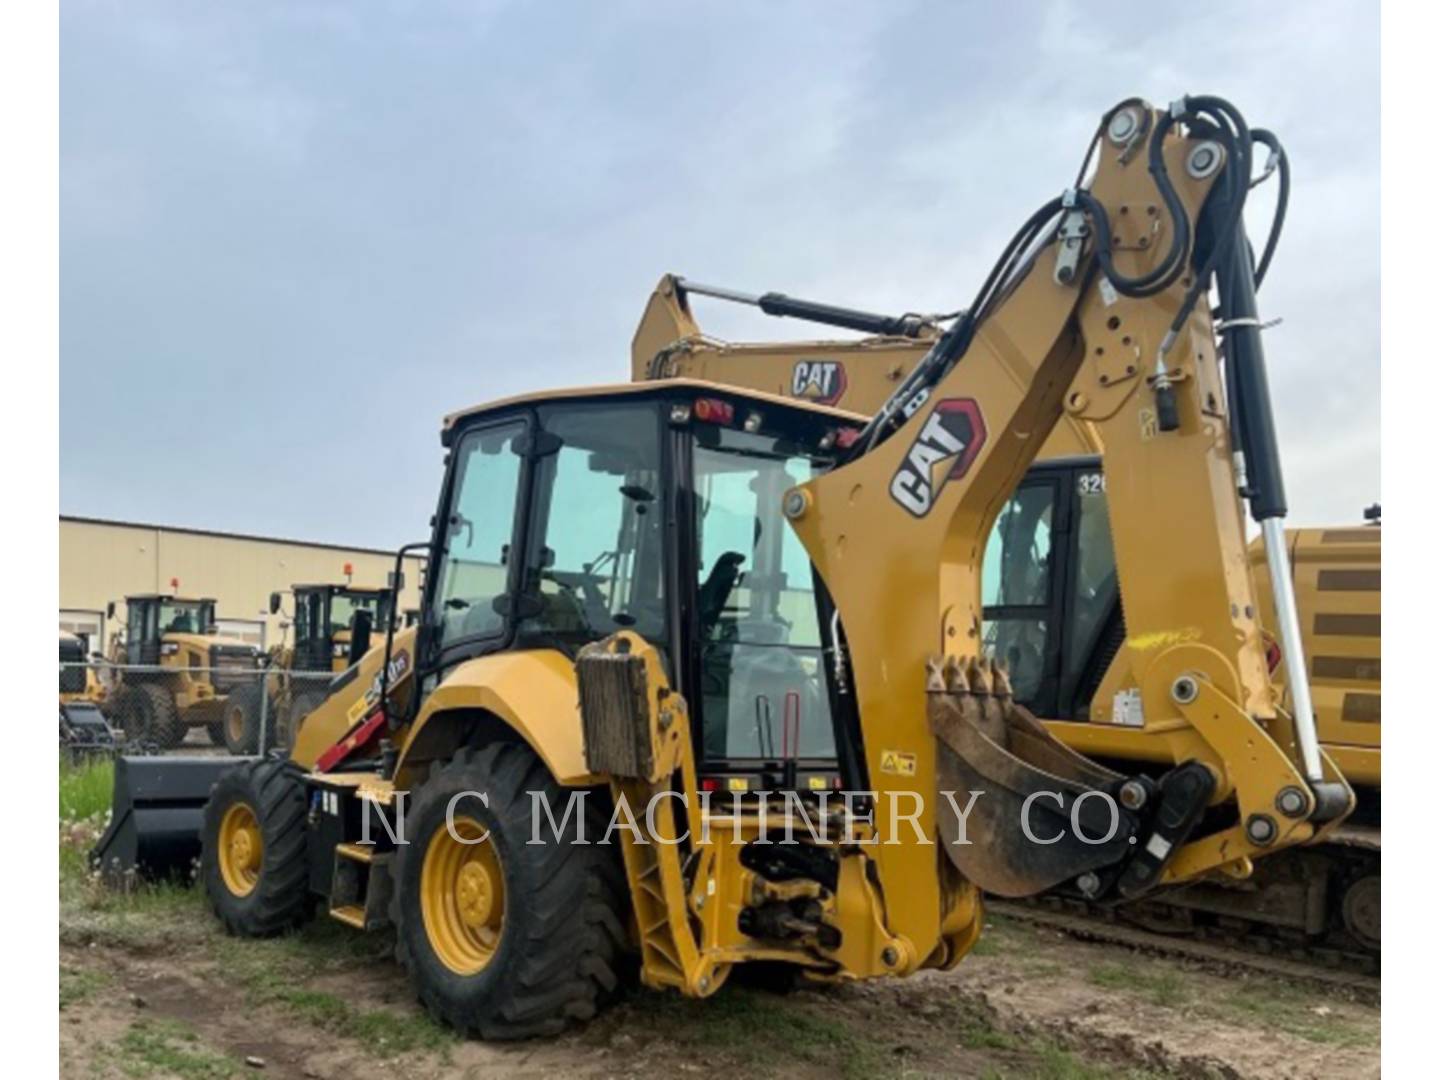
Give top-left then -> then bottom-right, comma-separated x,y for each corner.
392,742 -> 629,1039
115,683 -> 187,749
206,722 -> 227,747
222,683 -> 269,755
201,758 -> 313,936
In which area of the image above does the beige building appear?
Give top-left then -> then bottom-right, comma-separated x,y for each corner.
59,515 -> 427,654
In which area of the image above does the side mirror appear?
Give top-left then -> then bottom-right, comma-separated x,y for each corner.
388,570 -> 405,592
349,610 -> 374,667
106,601 -> 116,619
269,591 -> 282,615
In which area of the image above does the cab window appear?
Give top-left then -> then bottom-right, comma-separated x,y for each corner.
980,484 -> 1056,703
519,404 -> 666,650
433,421 -> 525,648
693,427 -> 834,763
1064,471 -> 1119,698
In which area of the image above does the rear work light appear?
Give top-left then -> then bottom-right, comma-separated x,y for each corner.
693,397 -> 735,424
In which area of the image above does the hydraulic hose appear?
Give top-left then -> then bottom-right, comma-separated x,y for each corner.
1250,128 -> 1289,289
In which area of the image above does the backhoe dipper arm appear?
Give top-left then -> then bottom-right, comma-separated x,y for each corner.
783,96 -> 1353,970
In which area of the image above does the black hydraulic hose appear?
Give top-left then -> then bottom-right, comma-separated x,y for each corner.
848,196 -> 1065,459
1250,128 -> 1289,289
1162,97 -> 1252,340
1084,108 -> 1192,298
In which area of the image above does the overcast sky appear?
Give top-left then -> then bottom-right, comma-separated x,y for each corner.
61,1 -> 1379,550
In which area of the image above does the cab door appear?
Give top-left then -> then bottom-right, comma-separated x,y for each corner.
422,418 -> 530,675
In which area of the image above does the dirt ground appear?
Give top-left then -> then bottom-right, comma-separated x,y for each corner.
59,856 -> 1379,1080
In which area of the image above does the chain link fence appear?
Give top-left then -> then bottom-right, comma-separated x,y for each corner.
59,660 -> 335,759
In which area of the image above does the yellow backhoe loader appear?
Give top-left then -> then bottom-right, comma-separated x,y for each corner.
629,272 -> 1381,959
100,93 -> 1362,1035
104,595 -> 264,750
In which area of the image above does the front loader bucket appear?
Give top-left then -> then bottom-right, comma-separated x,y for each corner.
59,701 -> 118,764
927,657 -> 1143,898
90,756 -> 246,884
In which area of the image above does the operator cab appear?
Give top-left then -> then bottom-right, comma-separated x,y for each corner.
979,456 -> 1120,721
419,382 -> 856,794
112,595 -> 220,664
281,585 -> 396,672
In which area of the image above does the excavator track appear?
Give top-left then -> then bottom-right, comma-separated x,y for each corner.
989,893 -> 1379,998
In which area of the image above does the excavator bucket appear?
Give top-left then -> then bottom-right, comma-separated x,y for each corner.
90,756 -> 242,884
928,657 -> 1151,898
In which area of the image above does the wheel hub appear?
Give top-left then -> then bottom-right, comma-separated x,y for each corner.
456,861 -> 495,928
420,814 -> 506,975
217,803 -> 263,897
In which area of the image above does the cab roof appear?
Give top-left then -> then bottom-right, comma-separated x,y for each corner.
290,583 -> 390,594
125,594 -> 216,604
442,378 -> 866,435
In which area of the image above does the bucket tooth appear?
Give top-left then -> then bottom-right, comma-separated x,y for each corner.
991,662 -> 1013,700
925,656 -> 948,693
926,653 -> 1138,897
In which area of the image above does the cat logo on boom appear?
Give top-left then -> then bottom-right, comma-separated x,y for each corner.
791,360 -> 847,406
889,398 -> 987,517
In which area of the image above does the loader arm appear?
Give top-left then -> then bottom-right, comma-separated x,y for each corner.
784,96 -> 1352,954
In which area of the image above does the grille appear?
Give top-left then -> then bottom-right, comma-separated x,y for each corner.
210,646 -> 258,693
59,640 -> 88,693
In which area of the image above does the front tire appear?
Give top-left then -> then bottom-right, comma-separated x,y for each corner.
115,683 -> 187,748
221,683 -> 270,755
392,742 -> 628,1039
201,759 -> 313,936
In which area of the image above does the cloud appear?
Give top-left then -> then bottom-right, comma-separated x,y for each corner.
61,0 -> 1379,545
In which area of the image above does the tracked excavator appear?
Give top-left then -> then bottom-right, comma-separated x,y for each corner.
628,271 -> 1381,958
97,94 -> 1362,1035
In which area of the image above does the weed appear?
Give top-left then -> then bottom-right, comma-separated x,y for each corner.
59,964 -> 112,1008
117,1018 -> 236,1079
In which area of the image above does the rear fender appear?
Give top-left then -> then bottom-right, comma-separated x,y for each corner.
394,648 -> 599,790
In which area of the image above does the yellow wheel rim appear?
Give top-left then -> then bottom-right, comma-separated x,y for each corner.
217,802 -> 263,897
421,813 -> 506,975
225,703 -> 246,744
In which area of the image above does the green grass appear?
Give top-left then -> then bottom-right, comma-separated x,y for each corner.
1202,980 -> 1376,1047
1087,962 -> 1190,1008
59,965 -> 112,1008
647,986 -> 890,1080
977,1039 -> 1170,1080
210,929 -> 455,1058
60,757 -> 114,822
117,1018 -> 237,1079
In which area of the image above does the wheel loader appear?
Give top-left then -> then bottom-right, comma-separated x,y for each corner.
630,275 -> 1382,958
59,630 -> 117,761
103,595 -> 264,750
246,583 -> 396,752
96,93 -> 1361,1034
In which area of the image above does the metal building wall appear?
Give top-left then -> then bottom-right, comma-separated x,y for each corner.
59,516 -> 426,651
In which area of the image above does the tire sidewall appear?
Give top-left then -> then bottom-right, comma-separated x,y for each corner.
396,759 -> 540,1017
203,767 -> 267,922
201,761 -> 309,933
222,683 -> 261,755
